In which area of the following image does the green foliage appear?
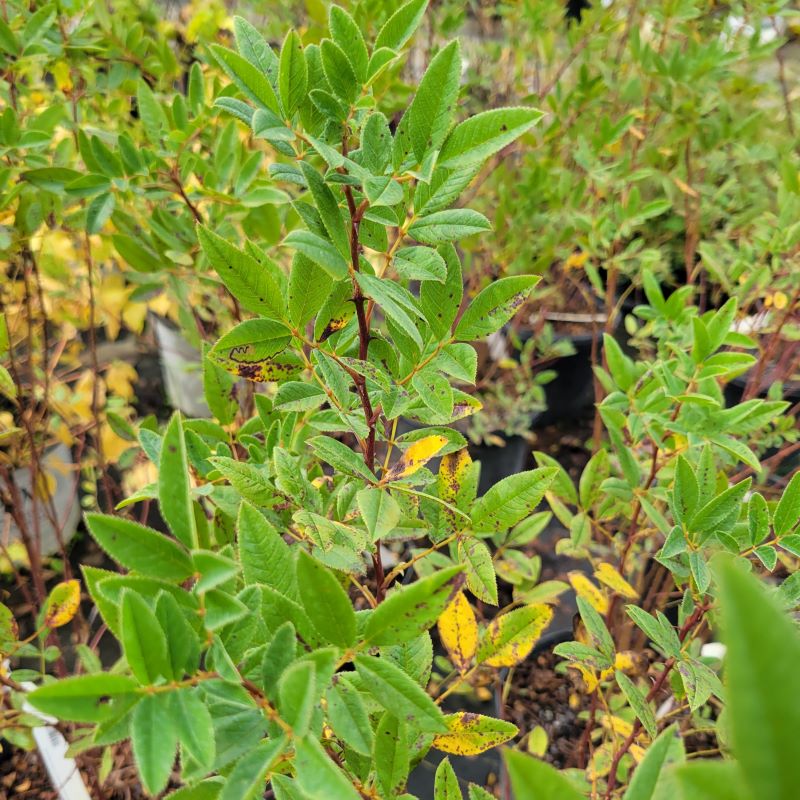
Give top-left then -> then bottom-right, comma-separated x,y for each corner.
14,6 -> 545,797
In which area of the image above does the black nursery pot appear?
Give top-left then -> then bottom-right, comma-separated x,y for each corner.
469,435 -> 530,496
513,315 -> 622,430
531,331 -> 598,429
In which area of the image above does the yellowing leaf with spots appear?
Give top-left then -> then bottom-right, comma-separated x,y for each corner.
477,603 -> 553,667
594,562 -> 637,600
438,591 -> 478,675
211,353 -> 303,383
438,448 -> 472,534
439,449 -> 472,503
383,435 -> 448,482
568,572 -> 609,614
44,580 -> 80,628
432,712 -> 518,756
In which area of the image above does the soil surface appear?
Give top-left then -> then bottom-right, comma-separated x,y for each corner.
504,645 -> 591,769
0,740 -> 178,800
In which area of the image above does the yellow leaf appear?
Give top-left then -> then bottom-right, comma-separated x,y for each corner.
630,744 -> 647,763
432,712 -> 518,756
479,604 -> 553,667
568,572 -> 609,614
101,422 -> 133,464
438,591 -> 478,675
673,176 -> 699,198
600,713 -> 634,737
613,651 -> 636,672
571,664 -> 600,693
593,562 -> 638,600
384,435 -> 448,482
773,291 -> 788,310
105,361 -> 138,400
44,580 -> 80,628
564,250 -> 589,270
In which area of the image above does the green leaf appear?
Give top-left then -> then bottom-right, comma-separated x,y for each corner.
329,6 -> 368,82
420,244 -> 463,339
219,738 -> 287,800
718,560 -> 800,800
398,39 -> 461,163
355,654 -> 446,732
192,550 -> 238,593
409,209 -> 491,245
616,671 -> 657,740
434,757 -> 461,800
112,233 -> 160,273
278,31 -> 307,118
688,479 -> 751,540
774,470 -> 800,537
309,436 -> 377,482
672,455 -> 699,525
357,487 -> 401,541
273,381 -> 327,412
504,749 -> 583,800
85,513 -> 193,582
374,712 -> 409,798
393,247 -> 447,282
210,319 -> 292,363
454,275 -> 539,340
296,550 -> 356,648
578,449 -> 610,509
238,502 -> 296,597
158,413 -> 197,549
364,565 -> 464,645
299,162 -> 349,258
471,468 -> 557,533
321,38 -> 359,105
283,229 -> 349,279
375,0 -> 429,51
676,762 -> 748,800
622,725 -> 680,800
233,16 -> 278,85
438,107 -> 542,168
288,254 -> 333,327
326,677 -> 373,755
132,694 -> 178,796
356,273 -> 423,348
261,622 -> 297,698
277,660 -> 317,736
197,225 -> 284,318
156,592 -> 200,680
86,192 -> 115,234
293,736 -> 361,800
212,44 -> 280,114
458,538 -> 497,605
121,590 -> 170,685
137,80 -> 167,143
210,457 -> 275,507
28,674 -> 139,723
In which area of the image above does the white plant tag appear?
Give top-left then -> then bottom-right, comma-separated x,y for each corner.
21,682 -> 92,800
